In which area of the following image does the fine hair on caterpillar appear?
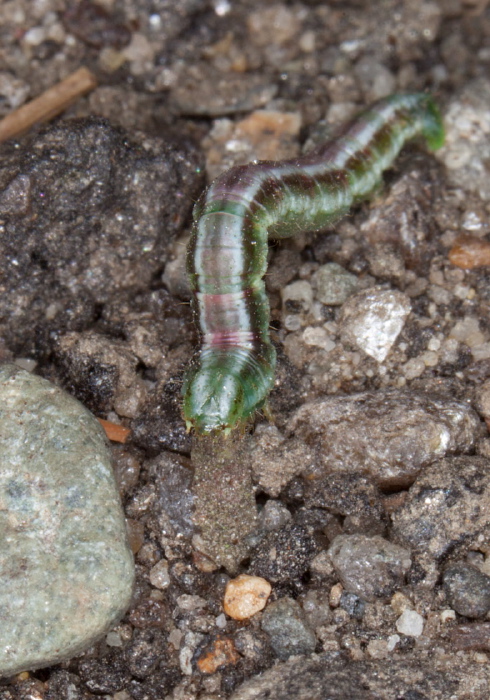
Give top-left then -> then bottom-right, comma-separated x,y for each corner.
182,93 -> 444,435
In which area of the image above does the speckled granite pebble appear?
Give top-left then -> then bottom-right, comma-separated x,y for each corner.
0,364 -> 134,677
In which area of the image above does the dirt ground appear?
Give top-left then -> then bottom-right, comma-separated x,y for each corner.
1,1 -> 490,699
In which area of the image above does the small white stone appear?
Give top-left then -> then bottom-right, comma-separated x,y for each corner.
281,280 -> 313,313
427,336 -> 441,351
395,609 -> 424,637
420,351 -> 439,368
149,559 -> 170,590
339,288 -> 411,362
453,284 -> 471,300
284,314 -> 302,331
299,30 -> 316,52
450,317 -> 483,344
386,634 -> 400,651
106,631 -> 123,647
123,32 -> 155,62
302,326 -> 335,351
402,357 -> 425,380
215,613 -> 227,629
440,609 -> 456,623
14,358 -> 37,372
168,628 -> 183,650
472,343 -> 490,361
113,691 -> 131,700
23,26 -> 47,46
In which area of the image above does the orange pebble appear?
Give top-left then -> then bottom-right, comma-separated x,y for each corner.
196,636 -> 240,674
449,235 -> 490,269
98,418 -> 131,443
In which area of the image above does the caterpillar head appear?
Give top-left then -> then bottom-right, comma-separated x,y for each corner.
182,367 -> 246,436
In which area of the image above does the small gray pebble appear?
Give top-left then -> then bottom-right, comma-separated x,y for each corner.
443,563 -> 490,619
313,262 -> 358,306
328,534 -> 411,602
259,500 -> 292,532
261,597 -> 317,660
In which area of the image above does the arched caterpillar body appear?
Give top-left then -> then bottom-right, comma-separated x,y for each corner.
183,93 -> 444,435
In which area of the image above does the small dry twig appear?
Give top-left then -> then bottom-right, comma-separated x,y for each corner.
0,66 -> 97,144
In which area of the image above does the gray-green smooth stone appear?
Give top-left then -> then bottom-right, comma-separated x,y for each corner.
0,364 -> 134,677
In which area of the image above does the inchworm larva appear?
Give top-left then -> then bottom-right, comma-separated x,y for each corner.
183,93 -> 444,435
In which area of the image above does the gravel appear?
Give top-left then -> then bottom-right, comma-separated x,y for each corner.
1,0 -> 490,696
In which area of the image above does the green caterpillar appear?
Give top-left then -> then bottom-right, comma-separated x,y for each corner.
183,93 -> 444,435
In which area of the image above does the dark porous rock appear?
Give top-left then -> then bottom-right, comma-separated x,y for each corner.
131,378 -> 191,455
391,456 -> 490,562
248,523 -> 318,589
125,629 -> 169,679
233,629 -> 274,674
339,591 -> 366,620
45,670 -> 84,700
229,652 -> 490,700
147,452 -> 195,539
443,563 -> 490,619
266,347 -> 306,427
53,331 -> 138,414
304,471 -> 385,535
327,534 -> 412,602
127,668 -> 182,700
266,248 -> 303,293
62,0 -> 131,49
261,597 -> 317,660
2,679 -> 46,700
0,117 -> 203,356
288,390 -> 482,488
128,596 -> 169,629
78,651 -> 132,694
100,288 -> 194,365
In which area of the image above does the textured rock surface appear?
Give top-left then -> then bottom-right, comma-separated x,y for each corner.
0,365 -> 134,676
0,117 -> 203,356
391,456 -> 490,560
230,652 -> 490,700
438,77 -> 490,203
327,535 -> 412,602
248,523 -> 318,587
288,389 -> 482,487
443,563 -> 490,619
